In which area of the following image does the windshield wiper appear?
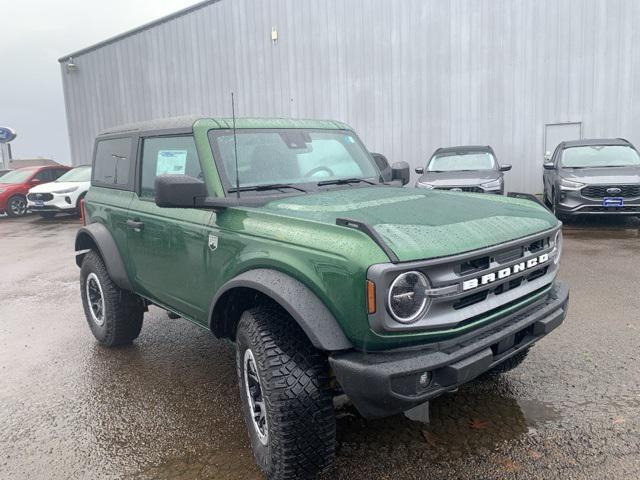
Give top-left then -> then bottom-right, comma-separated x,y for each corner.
228,183 -> 307,193
317,177 -> 376,187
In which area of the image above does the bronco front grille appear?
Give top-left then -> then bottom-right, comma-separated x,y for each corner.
366,226 -> 561,334
27,193 -> 53,201
581,185 -> 640,198
450,248 -> 551,310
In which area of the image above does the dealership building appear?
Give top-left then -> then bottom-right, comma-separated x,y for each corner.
59,0 -> 640,193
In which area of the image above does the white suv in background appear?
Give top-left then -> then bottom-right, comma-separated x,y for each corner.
27,165 -> 91,218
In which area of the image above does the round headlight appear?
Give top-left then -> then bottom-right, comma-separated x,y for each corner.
554,230 -> 563,265
387,271 -> 430,323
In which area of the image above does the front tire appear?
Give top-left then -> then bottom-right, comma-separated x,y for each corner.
6,195 -> 28,217
80,251 -> 143,346
236,307 -> 336,480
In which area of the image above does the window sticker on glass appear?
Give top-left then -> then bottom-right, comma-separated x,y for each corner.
156,150 -> 187,175
344,135 -> 355,144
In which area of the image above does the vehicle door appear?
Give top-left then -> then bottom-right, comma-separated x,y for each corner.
126,134 -> 215,321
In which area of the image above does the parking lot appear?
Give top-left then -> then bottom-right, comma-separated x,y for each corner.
1,214 -> 639,480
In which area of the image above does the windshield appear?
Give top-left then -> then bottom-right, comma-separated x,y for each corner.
427,152 -> 496,172
0,169 -> 35,184
209,129 -> 380,191
56,166 -> 92,182
561,145 -> 640,168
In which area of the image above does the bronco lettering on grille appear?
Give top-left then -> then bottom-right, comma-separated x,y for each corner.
462,253 -> 550,291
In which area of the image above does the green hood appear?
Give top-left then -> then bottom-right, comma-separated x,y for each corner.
259,187 -> 558,262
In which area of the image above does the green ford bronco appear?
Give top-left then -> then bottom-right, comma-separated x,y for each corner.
76,116 -> 569,479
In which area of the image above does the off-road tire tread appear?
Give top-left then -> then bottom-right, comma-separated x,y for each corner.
237,306 -> 335,480
80,250 -> 143,346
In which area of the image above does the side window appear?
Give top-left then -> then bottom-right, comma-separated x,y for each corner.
93,137 -> 133,188
140,135 -> 203,199
34,169 -> 53,182
372,153 -> 389,171
52,169 -> 67,180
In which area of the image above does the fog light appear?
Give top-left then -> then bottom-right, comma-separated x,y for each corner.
65,196 -> 72,204
391,371 -> 433,396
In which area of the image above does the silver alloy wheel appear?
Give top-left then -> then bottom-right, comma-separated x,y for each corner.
9,197 -> 27,216
86,273 -> 105,326
243,348 -> 268,445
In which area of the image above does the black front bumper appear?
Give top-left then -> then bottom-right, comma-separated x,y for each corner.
329,281 -> 569,418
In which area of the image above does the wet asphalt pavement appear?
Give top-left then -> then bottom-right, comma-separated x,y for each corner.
1,214 -> 639,480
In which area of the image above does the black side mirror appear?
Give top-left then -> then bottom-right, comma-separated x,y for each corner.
500,164 -> 512,172
391,161 -> 410,186
543,162 -> 556,170
415,166 -> 424,175
155,175 -> 208,208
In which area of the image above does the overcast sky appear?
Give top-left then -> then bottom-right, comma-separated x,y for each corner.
1,0 -> 198,164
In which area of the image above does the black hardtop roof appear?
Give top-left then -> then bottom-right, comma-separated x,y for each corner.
98,115 -> 202,136
560,138 -> 633,148
96,115 -> 351,137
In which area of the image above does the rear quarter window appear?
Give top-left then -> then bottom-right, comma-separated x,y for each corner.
93,137 -> 134,189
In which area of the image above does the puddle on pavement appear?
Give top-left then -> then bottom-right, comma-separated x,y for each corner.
335,381 -> 561,460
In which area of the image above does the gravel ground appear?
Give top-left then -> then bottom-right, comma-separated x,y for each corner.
0,214 -> 638,480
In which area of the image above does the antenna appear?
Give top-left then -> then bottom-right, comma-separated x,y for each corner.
231,92 -> 240,200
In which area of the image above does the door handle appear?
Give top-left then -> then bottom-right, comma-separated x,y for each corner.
126,219 -> 144,232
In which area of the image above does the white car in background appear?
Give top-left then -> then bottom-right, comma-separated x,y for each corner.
27,165 -> 92,218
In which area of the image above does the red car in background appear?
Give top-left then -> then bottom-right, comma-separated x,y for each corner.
0,165 -> 71,217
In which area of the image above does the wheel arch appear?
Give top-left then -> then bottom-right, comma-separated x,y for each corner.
209,269 -> 353,352
75,223 -> 133,291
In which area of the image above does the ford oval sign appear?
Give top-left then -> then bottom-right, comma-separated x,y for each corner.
0,127 -> 17,143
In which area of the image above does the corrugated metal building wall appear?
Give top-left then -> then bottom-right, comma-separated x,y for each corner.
59,0 -> 640,193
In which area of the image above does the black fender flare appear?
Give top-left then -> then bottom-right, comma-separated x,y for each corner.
75,223 -> 133,291
210,269 -> 353,351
